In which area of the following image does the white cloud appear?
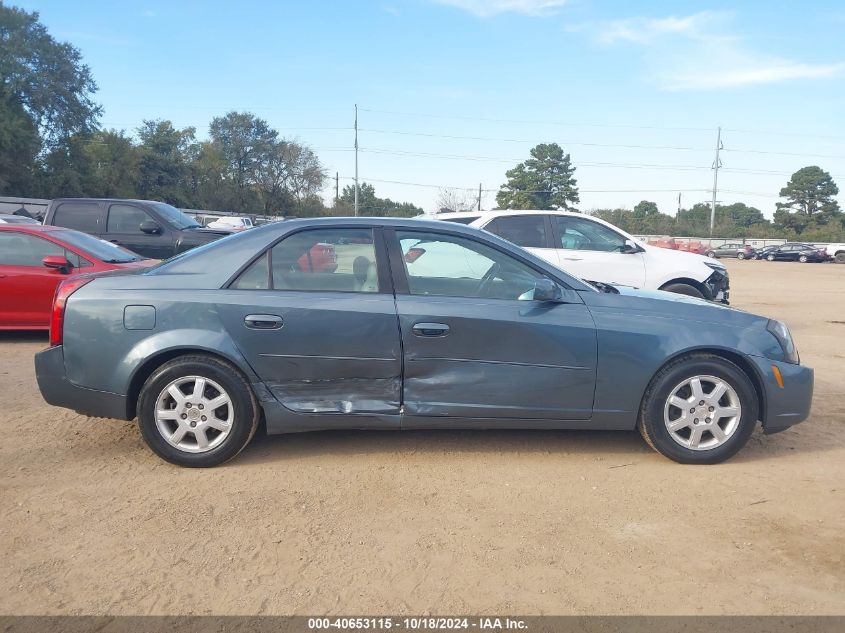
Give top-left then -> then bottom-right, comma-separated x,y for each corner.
586,11 -> 844,91
596,11 -> 720,45
432,0 -> 568,18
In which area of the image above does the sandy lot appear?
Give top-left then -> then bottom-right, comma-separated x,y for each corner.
1,259 -> 843,616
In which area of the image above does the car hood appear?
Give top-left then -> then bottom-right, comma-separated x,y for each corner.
644,243 -> 722,271
581,283 -> 759,327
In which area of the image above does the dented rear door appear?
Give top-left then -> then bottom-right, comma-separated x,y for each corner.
219,226 -> 402,419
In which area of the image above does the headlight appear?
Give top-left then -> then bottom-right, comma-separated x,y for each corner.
767,319 -> 799,364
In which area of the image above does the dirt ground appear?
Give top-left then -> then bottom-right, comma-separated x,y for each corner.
1,259 -> 843,616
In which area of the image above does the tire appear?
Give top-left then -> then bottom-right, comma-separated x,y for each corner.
638,354 -> 758,464
661,283 -> 706,299
137,354 -> 260,467
737,252 -> 745,260
766,254 -> 775,262
706,251 -> 716,258
799,255 -> 808,263
835,252 -> 845,264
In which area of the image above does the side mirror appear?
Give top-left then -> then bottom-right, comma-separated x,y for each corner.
139,220 -> 162,235
620,239 -> 641,254
42,255 -> 72,273
533,278 -> 562,302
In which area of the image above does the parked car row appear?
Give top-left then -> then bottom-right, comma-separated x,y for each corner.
649,236 -> 840,263
755,243 -> 831,263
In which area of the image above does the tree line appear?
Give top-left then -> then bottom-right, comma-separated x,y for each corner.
485,143 -> 844,241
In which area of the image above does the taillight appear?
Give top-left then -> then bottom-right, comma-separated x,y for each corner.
49,276 -> 93,346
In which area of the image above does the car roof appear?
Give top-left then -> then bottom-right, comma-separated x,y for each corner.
50,198 -> 165,204
0,224 -> 66,235
423,209 -> 582,220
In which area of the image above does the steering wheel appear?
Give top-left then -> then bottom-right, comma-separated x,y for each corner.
475,262 -> 502,297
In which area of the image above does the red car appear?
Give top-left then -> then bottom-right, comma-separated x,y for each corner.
0,225 -> 155,330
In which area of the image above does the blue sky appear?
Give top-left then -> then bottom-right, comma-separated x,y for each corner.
17,0 -> 845,215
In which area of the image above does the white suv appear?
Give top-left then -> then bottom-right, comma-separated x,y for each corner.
426,210 -> 729,303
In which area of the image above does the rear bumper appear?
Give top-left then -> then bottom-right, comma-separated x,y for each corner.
35,345 -> 130,420
748,355 -> 814,434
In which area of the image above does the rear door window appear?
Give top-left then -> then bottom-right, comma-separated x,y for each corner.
51,202 -> 102,233
230,228 -> 380,293
484,215 -> 548,248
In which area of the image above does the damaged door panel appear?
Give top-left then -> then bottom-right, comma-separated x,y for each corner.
218,292 -> 402,415
396,295 -> 597,421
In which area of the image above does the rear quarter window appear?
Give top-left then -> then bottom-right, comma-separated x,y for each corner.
51,202 -> 102,234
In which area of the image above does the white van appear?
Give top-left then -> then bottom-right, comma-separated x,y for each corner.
426,210 -> 729,303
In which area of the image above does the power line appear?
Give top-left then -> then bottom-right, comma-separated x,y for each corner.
357,107 -> 714,132
359,128 -> 709,152
338,175 -> 710,195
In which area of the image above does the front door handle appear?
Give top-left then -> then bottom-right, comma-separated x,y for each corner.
412,322 -> 450,337
244,314 -> 283,330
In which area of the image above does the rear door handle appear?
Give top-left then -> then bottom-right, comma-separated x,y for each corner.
244,314 -> 283,330
412,322 -> 450,337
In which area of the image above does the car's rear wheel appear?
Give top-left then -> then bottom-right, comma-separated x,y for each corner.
836,252 -> 845,264
660,283 -> 706,299
137,355 -> 260,467
638,354 -> 758,464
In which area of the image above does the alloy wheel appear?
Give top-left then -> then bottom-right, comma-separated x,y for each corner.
663,375 -> 742,451
154,375 -> 234,453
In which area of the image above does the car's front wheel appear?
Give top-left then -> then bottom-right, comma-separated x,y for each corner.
766,254 -> 775,261
638,354 -> 758,464
799,254 -> 808,263
660,283 -> 705,299
137,355 -> 260,467
737,252 -> 746,260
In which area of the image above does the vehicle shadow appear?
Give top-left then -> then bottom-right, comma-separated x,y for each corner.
235,423 -> 838,466
0,331 -> 48,344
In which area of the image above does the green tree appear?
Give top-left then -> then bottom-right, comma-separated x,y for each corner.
496,143 -> 579,211
83,129 -> 139,198
777,166 -> 840,216
0,3 -> 101,194
136,119 -> 197,206
632,200 -> 659,217
0,4 -> 101,143
0,91 -> 39,193
256,140 -> 325,215
208,111 -> 277,212
338,182 -> 422,217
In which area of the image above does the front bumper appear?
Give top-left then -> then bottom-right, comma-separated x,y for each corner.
35,345 -> 130,420
747,355 -> 814,434
705,268 -> 730,304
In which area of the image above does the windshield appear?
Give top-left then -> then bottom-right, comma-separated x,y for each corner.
150,202 -> 201,230
57,229 -> 144,263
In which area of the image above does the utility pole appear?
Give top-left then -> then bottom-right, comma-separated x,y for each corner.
354,104 -> 359,217
677,192 -> 682,218
335,172 -> 339,205
477,183 -> 482,211
710,126 -> 723,236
